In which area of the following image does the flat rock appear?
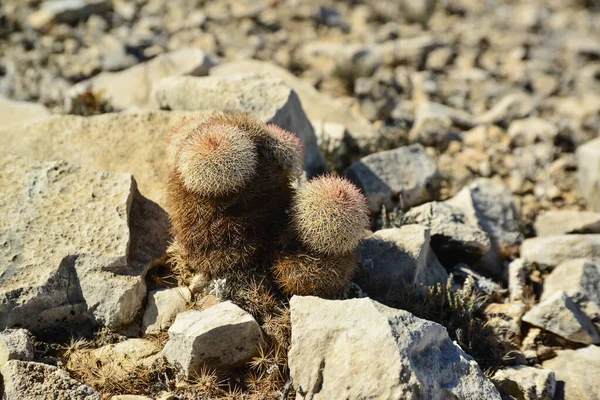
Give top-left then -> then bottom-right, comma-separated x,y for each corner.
0,96 -> 51,128
0,111 -> 196,208
356,225 -> 448,301
0,329 -> 34,367
345,144 -> 440,213
163,301 -> 263,377
143,287 -> 192,334
491,366 -> 556,400
67,49 -> 219,111
288,296 -> 501,400
210,60 -> 379,151
402,201 -> 491,265
520,235 -> 600,268
1,360 -> 101,400
0,155 -> 169,331
446,178 -> 522,276
542,346 -> 600,400
522,291 -> 600,345
576,137 -> 600,211
534,210 -> 600,236
149,73 -> 326,176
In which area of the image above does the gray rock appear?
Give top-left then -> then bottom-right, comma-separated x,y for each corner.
576,138 -> 600,211
402,201 -> 491,265
491,366 -> 556,400
477,92 -> 535,125
163,301 -> 263,377
522,291 -> 600,345
1,360 -> 101,400
27,0 -> 112,30
399,0 -> 438,25
288,296 -> 501,400
66,49 -> 219,111
520,235 -> 600,268
414,101 -> 478,129
0,329 -> 34,367
143,287 -> 192,334
345,144 -> 440,213
0,96 -> 51,128
408,107 -> 453,150
446,178 -> 522,276
534,210 -> 600,236
508,259 -> 531,303
0,155 -> 169,331
149,73 -> 326,177
542,346 -> 600,400
507,118 -> 558,147
356,225 -> 449,300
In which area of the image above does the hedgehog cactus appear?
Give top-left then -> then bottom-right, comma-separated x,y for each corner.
166,112 -> 369,298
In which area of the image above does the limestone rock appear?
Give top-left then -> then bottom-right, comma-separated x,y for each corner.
576,137 -> 600,211
0,96 -> 51,128
163,301 -> 263,377
491,366 -> 556,400
0,329 -> 34,367
477,92 -> 535,125
143,287 -> 192,334
446,178 -> 522,275
522,291 -> 600,345
149,73 -> 326,176
402,201 -> 491,265
288,296 -> 501,400
67,49 -> 219,111
534,210 -> 600,236
27,0 -> 111,30
520,235 -> 600,268
345,144 -> 440,213
0,155 -> 169,331
1,360 -> 101,400
507,118 -> 558,147
356,225 -> 448,301
542,346 -> 600,400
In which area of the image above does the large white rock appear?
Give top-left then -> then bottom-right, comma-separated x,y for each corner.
0,96 -> 51,128
0,329 -> 34,367
520,235 -> 600,268
163,301 -> 264,377
345,144 -> 440,213
0,155 -> 170,331
288,296 -> 501,400
1,360 -> 101,400
491,365 -> 556,400
576,137 -> 600,211
356,225 -> 448,300
143,287 -> 192,334
542,346 -> 600,400
534,210 -> 600,236
446,178 -> 522,275
67,49 -> 219,111
149,73 -> 326,177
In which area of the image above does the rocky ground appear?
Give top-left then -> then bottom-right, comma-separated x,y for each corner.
1,0 -> 600,399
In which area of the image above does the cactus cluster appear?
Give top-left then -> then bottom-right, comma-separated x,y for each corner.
166,112 -> 369,298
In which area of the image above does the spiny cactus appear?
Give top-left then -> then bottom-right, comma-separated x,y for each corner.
272,176 -> 370,297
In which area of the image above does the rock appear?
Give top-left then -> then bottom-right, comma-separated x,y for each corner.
66,49 -> 219,111
381,35 -> 443,67
210,60 -> 379,151
288,296 -> 501,400
414,101 -> 478,129
477,92 -> 535,125
143,287 -> 192,334
491,366 -> 556,400
522,291 -> 600,345
1,360 -> 101,400
0,329 -> 34,367
576,138 -> 600,211
149,73 -> 326,176
402,201 -> 491,265
508,259 -> 531,303
311,119 -> 359,171
399,0 -> 437,25
534,210 -> 600,236
111,396 -> 153,400
27,0 -> 112,30
98,35 -> 138,71
520,235 -> 600,268
0,111 -> 196,208
356,225 -> 448,300
542,346 -> 600,400
299,42 -> 383,76
485,302 -> 527,340
507,118 -> 558,147
408,107 -> 453,150
0,96 -> 51,128
163,301 -> 263,377
345,144 -> 440,213
0,155 -> 169,331
446,178 -> 522,276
